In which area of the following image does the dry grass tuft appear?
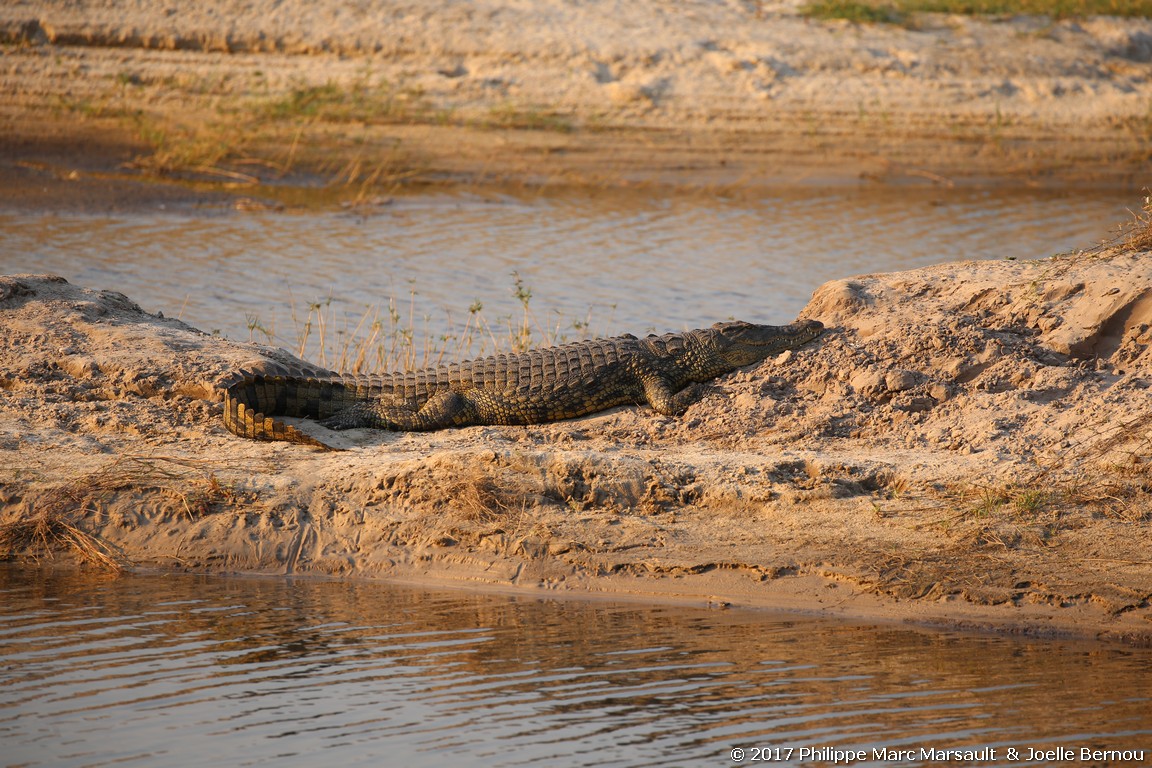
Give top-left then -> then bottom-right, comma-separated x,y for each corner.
1078,193 -> 1152,257
0,511 -> 129,572
247,273 -> 605,374
445,464 -> 549,524
876,470 -> 912,499
120,78 -> 438,189
439,465 -> 559,558
449,473 -> 513,524
1,453 -> 246,571
1124,194 -> 1152,253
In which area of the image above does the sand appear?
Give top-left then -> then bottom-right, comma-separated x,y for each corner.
2,1 -> 1152,642
3,242 -> 1152,642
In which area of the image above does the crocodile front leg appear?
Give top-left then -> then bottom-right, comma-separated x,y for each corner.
641,376 -> 707,416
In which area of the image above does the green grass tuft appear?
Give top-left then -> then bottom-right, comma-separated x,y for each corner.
801,0 -> 1152,23
802,0 -> 906,23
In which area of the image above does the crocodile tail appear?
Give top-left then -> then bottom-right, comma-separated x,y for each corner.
222,371 -> 340,451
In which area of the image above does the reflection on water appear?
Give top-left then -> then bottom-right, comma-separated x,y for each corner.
1,568 -> 1149,768
0,186 -> 1137,361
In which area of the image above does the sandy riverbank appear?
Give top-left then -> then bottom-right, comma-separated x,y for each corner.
3,236 -> 1152,642
2,0 -> 1151,198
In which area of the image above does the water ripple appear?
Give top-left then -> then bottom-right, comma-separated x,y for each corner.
2,570 -> 1149,767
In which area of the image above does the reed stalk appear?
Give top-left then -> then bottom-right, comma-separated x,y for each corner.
246,274 -> 608,374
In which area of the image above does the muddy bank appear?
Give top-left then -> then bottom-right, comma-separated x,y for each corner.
2,0 -> 1151,199
2,242 -> 1152,642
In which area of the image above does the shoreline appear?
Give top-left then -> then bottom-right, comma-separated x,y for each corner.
3,2 -> 1151,200
1,121 -> 1145,219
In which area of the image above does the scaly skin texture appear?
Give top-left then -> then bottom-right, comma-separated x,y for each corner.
222,319 -> 824,449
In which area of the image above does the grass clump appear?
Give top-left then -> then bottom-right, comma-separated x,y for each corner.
801,0 -> 1152,23
483,104 -> 575,133
246,273 -> 606,375
114,72 -> 580,189
128,112 -> 273,183
1044,413 -> 1152,522
122,76 -> 437,189
261,80 -> 436,125
802,0 -> 907,23
936,482 -> 1066,550
964,484 -> 1057,520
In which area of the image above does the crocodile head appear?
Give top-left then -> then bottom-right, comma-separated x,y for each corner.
708,319 -> 825,367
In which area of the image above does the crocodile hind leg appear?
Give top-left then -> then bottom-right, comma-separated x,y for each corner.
320,390 -> 481,432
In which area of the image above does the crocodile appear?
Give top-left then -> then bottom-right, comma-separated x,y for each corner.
222,318 -> 824,449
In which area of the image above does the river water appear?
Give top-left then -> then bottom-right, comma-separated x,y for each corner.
1,567 -> 1150,768
3,185 -> 1151,765
0,185 -> 1140,368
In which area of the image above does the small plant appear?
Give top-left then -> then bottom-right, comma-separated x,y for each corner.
877,471 -> 912,499
971,486 -> 1009,519
966,484 -> 1053,520
1011,488 -> 1050,516
246,313 -> 275,345
512,271 -> 536,353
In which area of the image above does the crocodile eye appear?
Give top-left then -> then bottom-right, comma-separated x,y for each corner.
714,320 -> 749,334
